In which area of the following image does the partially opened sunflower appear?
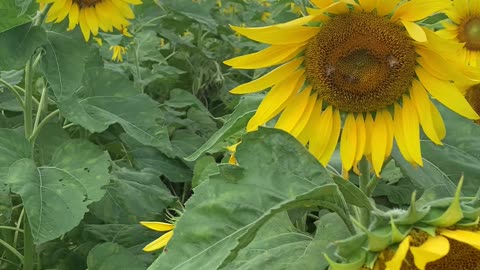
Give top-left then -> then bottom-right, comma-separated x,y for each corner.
438,0 -> 480,66
37,0 -> 142,41
224,0 -> 479,176
326,179 -> 480,270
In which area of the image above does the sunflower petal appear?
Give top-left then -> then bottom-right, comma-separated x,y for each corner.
290,93 -> 318,138
401,95 -> 423,166
230,24 -> 320,45
371,112 -> 387,177
319,108 -> 341,166
143,231 -> 174,252
275,86 -> 312,132
385,236 -> 411,270
410,235 -> 449,270
416,66 -> 480,120
229,57 -> 303,94
391,0 -> 450,22
140,221 -> 175,232
309,104 -> 332,158
340,113 -> 357,172
440,229 -> 480,250
224,44 -> 305,69
401,20 -> 426,42
394,103 -> 414,164
355,114 -> 366,163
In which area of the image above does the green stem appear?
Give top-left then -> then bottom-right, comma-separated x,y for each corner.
358,158 -> 371,227
23,216 -> 34,270
0,238 -> 24,264
0,226 -> 24,233
23,59 -> 34,138
33,86 -> 48,131
366,175 -> 379,197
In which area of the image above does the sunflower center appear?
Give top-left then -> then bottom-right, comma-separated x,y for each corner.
73,0 -> 102,8
459,16 -> 480,51
466,84 -> 480,124
304,13 -> 417,112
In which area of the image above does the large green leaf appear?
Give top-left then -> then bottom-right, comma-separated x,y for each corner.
226,213 -> 350,270
0,24 -> 46,70
90,167 -> 177,224
0,129 -> 30,179
149,128 -> 348,270
5,140 -> 110,243
0,1 -> 37,33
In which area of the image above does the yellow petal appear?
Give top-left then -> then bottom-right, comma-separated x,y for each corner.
401,96 -> 423,166
290,93 -> 318,138
229,57 -> 304,94
391,0 -> 450,22
85,7 -> 99,36
54,0 -> 72,23
230,24 -> 320,45
394,103 -> 415,164
440,229 -> 480,250
247,70 -> 305,131
416,66 -> 480,119
309,103 -> 332,158
45,0 -> 66,22
68,2 -> 79,31
143,231 -> 174,252
110,0 -> 135,19
376,0 -> 398,16
78,9 -> 91,41
385,236 -> 411,270
359,0 -> 375,12
363,113 -> 374,155
410,235 -> 449,270
275,86 -> 312,132
140,221 -> 175,232
355,114 -> 366,163
340,113 -> 357,172
319,108 -> 341,166
371,112 -> 387,177
401,20 -> 426,42
410,80 -> 445,145
381,110 -> 394,159
224,44 -> 305,69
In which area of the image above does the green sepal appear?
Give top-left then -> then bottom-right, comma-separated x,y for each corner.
394,192 -> 429,225
364,252 -> 378,269
324,252 -> 366,270
353,219 -> 391,252
413,224 -> 437,236
334,233 -> 367,260
390,218 -> 411,244
455,216 -> 480,227
423,177 -> 464,227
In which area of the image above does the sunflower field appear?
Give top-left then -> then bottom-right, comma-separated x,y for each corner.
1,0 -> 480,269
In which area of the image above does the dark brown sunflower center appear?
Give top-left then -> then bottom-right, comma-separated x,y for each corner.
73,0 -> 102,8
466,84 -> 480,124
304,12 -> 417,112
458,16 -> 480,51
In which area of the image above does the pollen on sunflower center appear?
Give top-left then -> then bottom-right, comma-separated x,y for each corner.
459,17 -> 480,51
304,13 -> 417,112
73,0 -> 102,7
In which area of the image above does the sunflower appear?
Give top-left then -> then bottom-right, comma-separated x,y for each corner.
438,0 -> 480,66
224,0 -> 479,176
37,0 -> 142,41
109,45 -> 127,62
326,179 -> 480,270
140,221 -> 175,252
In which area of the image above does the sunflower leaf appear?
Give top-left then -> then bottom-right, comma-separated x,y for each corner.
149,128 -> 350,270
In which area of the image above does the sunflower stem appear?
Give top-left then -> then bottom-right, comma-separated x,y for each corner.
358,157 -> 371,227
23,216 -> 35,270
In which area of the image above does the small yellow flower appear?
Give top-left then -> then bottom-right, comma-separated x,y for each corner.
109,45 -> 127,62
261,12 -> 271,22
140,222 -> 175,252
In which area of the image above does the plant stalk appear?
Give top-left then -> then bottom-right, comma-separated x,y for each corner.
358,158 -> 371,227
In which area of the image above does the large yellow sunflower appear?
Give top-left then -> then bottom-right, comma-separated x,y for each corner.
438,0 -> 480,66
37,0 -> 142,41
224,0 -> 479,176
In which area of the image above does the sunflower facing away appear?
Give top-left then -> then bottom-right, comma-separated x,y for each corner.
327,179 -> 480,270
224,0 -> 480,176
438,0 -> 480,66
37,0 -> 142,41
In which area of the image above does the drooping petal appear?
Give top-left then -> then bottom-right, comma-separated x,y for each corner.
319,108 -> 341,166
410,235 -> 450,270
275,86 -> 312,132
309,104 -> 333,158
246,70 -> 305,131
340,113 -> 357,172
68,3 -> 79,31
401,95 -> 423,166
290,93 -> 318,138
394,103 -> 415,164
371,112 -> 388,176
143,231 -> 174,252
363,113 -> 374,156
381,110 -> 394,159
416,66 -> 480,119
224,44 -> 305,69
354,113 -> 366,163
385,236 -> 411,270
140,222 -> 175,232
229,57 -> 304,94
78,9 -> 91,41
